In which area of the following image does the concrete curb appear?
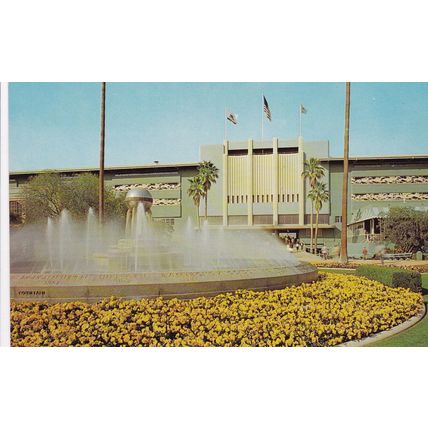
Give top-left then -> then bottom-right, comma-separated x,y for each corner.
338,303 -> 426,347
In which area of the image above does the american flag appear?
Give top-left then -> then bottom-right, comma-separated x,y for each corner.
263,96 -> 271,121
226,112 -> 238,125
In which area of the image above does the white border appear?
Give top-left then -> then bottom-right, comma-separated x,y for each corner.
1,2 -> 428,426
0,82 -> 10,346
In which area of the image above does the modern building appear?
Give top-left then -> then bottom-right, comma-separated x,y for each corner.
200,139 -> 428,250
9,162 -> 200,229
9,138 -> 428,256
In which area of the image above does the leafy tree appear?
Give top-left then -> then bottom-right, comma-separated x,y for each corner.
187,175 -> 206,229
383,207 -> 428,253
302,158 -> 325,253
21,172 -> 126,223
308,182 -> 329,253
21,173 -> 65,222
63,173 -> 126,220
198,161 -> 219,220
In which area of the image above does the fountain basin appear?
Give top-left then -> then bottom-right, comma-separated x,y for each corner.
11,263 -> 318,303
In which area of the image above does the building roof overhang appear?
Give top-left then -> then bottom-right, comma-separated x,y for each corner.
9,162 -> 200,178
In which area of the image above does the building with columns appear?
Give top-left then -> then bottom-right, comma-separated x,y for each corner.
9,138 -> 428,256
200,138 -> 330,231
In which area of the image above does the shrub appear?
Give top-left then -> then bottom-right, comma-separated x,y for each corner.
356,265 -> 422,293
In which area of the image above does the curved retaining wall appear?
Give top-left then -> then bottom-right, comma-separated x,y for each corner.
11,263 -> 318,303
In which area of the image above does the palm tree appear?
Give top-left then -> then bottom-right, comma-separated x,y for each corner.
302,158 -> 325,253
187,175 -> 205,229
308,182 -> 329,253
341,82 -> 351,263
198,161 -> 219,220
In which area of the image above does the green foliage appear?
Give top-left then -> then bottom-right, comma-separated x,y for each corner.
198,160 -> 219,193
21,172 -> 126,223
308,181 -> 329,211
21,173 -> 65,222
198,160 -> 219,219
187,175 -> 206,228
301,158 -> 326,252
356,265 -> 422,293
302,157 -> 325,187
382,207 -> 428,252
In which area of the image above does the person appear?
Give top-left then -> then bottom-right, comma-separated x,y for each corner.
362,246 -> 368,260
375,244 -> 385,265
321,245 -> 328,260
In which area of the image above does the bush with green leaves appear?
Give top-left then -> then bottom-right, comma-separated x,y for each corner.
21,172 -> 126,223
382,207 -> 428,253
356,265 -> 422,293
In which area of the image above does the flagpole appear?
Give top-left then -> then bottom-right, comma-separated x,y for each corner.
224,107 -> 227,141
299,105 -> 302,138
261,94 -> 264,142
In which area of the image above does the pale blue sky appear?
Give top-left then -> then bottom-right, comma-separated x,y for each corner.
9,82 -> 428,171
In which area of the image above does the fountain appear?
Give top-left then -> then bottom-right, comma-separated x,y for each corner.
10,189 -> 317,302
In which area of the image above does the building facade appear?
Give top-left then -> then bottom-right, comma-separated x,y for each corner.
9,139 -> 428,256
9,162 -> 200,229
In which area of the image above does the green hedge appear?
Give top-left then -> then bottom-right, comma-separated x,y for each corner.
355,265 -> 422,293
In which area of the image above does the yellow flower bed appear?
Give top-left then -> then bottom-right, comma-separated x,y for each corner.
11,273 -> 423,347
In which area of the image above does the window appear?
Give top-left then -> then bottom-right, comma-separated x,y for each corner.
335,216 -> 342,223
278,147 -> 298,154
10,200 -> 23,217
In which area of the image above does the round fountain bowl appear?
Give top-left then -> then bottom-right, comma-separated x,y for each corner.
125,188 -> 153,210
11,264 -> 318,303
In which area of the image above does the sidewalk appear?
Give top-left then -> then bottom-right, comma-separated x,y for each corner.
293,250 -> 324,263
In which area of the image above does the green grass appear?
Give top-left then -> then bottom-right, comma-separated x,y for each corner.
319,268 -> 428,347
319,268 -> 356,275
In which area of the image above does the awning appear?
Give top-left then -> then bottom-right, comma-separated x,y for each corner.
349,207 -> 389,225
349,205 -> 428,225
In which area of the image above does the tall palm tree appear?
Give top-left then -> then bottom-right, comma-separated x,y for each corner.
340,82 -> 351,263
187,175 -> 205,229
198,161 -> 219,220
308,182 -> 329,253
302,158 -> 325,253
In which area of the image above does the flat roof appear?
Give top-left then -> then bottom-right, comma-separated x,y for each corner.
10,162 -> 200,177
322,154 -> 428,162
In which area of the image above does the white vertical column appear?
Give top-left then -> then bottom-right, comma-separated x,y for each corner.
247,139 -> 253,226
0,83 -> 10,347
298,136 -> 305,226
272,138 -> 279,226
222,140 -> 228,227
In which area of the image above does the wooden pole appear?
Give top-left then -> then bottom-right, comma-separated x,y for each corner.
99,82 -> 106,224
340,82 -> 351,263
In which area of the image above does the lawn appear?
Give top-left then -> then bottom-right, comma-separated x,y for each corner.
319,268 -> 428,347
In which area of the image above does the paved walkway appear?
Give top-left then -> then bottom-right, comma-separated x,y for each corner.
293,251 -> 323,263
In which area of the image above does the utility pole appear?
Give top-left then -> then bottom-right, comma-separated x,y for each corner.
340,82 -> 351,263
99,82 -> 106,224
